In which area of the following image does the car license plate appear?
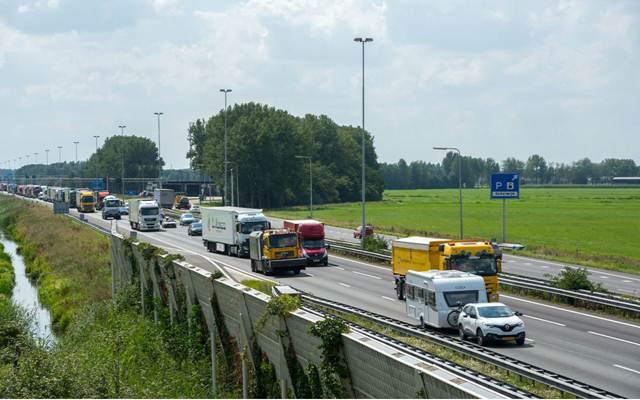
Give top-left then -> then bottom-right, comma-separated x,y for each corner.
502,336 -> 515,341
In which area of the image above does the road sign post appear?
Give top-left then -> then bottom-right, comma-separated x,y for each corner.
490,173 -> 520,242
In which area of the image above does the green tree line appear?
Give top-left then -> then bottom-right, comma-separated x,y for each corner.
382,154 -> 639,189
187,102 -> 384,208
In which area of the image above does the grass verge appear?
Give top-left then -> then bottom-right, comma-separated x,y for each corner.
241,279 -> 276,296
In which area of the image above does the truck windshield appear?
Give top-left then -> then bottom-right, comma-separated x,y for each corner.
450,256 -> 497,276
240,221 -> 269,234
303,239 -> 325,249
443,290 -> 478,307
141,207 -> 159,216
270,234 -> 298,248
81,196 -> 94,203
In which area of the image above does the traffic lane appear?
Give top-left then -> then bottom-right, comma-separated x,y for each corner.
503,254 -> 640,295
78,208 -> 639,396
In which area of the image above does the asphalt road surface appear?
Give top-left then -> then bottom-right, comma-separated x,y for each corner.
56,207 -> 640,398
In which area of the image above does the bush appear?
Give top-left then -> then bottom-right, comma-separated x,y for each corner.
363,234 -> 388,252
547,267 -> 606,292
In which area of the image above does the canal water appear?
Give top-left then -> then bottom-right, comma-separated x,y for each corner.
1,235 -> 55,343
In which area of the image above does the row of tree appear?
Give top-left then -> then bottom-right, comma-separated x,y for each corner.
187,102 -> 384,208
382,155 -> 639,189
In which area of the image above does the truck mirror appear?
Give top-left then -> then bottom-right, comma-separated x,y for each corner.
325,243 -> 331,250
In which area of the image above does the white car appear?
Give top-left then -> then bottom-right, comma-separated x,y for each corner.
162,217 -> 177,228
458,303 -> 525,346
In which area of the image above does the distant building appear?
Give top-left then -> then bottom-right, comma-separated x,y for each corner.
612,177 -> 640,184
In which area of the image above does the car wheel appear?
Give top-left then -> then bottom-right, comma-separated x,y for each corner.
419,317 -> 425,330
516,335 -> 525,346
458,325 -> 467,340
476,329 -> 486,346
293,269 -> 300,275
323,258 -> 328,266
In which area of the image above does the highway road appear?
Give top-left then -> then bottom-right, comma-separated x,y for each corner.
267,217 -> 640,297
56,206 -> 640,398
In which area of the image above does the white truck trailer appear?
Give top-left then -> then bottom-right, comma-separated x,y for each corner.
129,199 -> 162,231
405,270 -> 488,329
154,188 -> 176,209
201,206 -> 271,257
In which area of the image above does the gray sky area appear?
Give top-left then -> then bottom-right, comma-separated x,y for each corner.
0,0 -> 638,169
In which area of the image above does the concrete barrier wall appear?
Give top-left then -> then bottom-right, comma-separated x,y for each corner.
110,233 -> 499,399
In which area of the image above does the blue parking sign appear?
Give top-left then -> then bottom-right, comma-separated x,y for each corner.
491,173 -> 520,199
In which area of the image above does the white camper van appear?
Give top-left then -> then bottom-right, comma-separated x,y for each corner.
405,270 -> 487,329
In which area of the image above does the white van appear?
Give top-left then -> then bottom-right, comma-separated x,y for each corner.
405,270 -> 488,329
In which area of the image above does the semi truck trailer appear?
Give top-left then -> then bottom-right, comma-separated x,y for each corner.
392,236 -> 499,302
154,188 -> 176,209
129,199 -> 162,231
201,207 -> 271,257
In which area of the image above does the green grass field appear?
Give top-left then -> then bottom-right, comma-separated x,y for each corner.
270,188 -> 640,274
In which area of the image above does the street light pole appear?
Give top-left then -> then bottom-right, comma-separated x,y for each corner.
154,112 -> 164,189
219,89 -> 232,206
73,141 -> 79,163
118,125 -> 126,136
57,146 -> 62,162
433,146 -> 463,239
118,125 -> 126,195
295,155 -> 313,218
45,149 -> 49,166
354,37 -> 373,248
34,152 -> 38,164
93,135 -> 100,152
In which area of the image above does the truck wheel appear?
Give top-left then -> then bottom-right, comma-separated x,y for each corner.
396,282 -> 405,300
293,269 -> 300,275
130,221 -> 134,228
323,258 -> 328,266
419,317 -> 425,330
250,260 -> 256,272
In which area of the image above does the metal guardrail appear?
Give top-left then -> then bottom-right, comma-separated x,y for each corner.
325,238 -> 640,316
302,305 -> 537,399
302,294 -> 622,399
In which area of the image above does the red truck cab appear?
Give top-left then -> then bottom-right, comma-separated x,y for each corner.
283,219 -> 329,266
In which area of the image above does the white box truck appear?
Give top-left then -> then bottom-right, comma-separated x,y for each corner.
154,188 -> 176,209
201,206 -> 271,257
129,199 -> 162,231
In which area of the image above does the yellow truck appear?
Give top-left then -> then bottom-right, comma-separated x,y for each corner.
249,229 -> 307,275
392,236 -> 500,302
77,190 -> 96,213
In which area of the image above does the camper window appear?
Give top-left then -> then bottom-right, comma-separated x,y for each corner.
443,290 -> 478,307
426,290 -> 436,306
406,285 -> 415,301
416,287 -> 424,300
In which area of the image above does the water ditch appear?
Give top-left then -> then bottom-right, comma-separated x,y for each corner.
1,234 -> 55,343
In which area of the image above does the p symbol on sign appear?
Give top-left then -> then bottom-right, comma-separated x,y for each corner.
507,182 -> 514,190
496,182 -> 503,189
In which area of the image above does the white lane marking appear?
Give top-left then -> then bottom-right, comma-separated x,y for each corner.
623,280 -> 633,283
525,338 -> 535,344
588,331 -> 640,347
613,364 -> 640,375
540,265 -> 549,269
599,276 -> 609,279
506,255 -> 640,282
339,282 -> 351,288
618,288 -> 636,294
523,315 -> 566,327
334,266 -> 345,271
501,295 -> 640,329
352,270 -> 382,280
382,296 -> 396,302
330,255 -> 390,271
524,262 -> 533,266
592,271 -> 640,282
305,273 -> 315,277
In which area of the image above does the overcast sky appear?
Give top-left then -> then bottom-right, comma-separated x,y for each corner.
1,0 -> 638,169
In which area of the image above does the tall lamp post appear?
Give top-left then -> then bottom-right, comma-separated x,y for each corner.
223,161 -> 240,207
295,155 -> 313,218
45,149 -> 49,166
118,125 -> 126,195
354,37 -> 373,248
93,135 -> 100,152
57,146 -> 62,162
34,152 -> 38,164
73,141 -> 79,163
433,146 -> 463,239
154,112 -> 163,189
219,89 -> 232,205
